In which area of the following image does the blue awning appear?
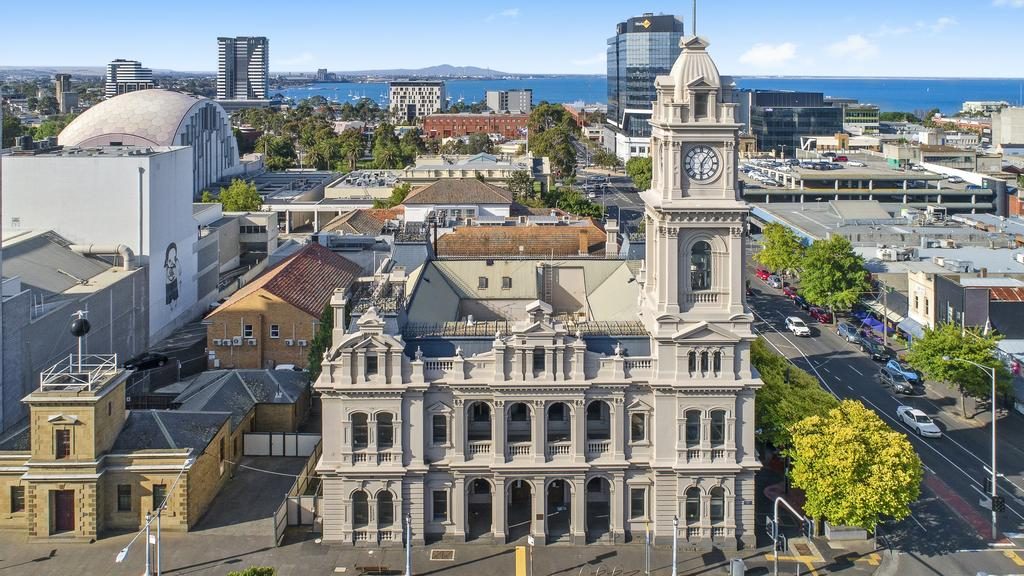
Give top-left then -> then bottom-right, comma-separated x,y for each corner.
897,317 -> 926,340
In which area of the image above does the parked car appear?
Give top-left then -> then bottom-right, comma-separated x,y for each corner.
857,335 -> 890,361
822,152 -> 837,159
847,160 -> 867,167
910,164 -> 926,172
785,316 -> 812,337
947,175 -> 964,184
885,358 -> 921,383
966,184 -> 984,191
782,285 -> 799,299
755,268 -> 772,281
834,155 -> 849,162
896,406 -> 942,438
879,366 -> 915,394
809,306 -> 833,323
793,295 -> 811,310
836,322 -> 859,342
122,352 -> 169,371
765,275 -> 783,288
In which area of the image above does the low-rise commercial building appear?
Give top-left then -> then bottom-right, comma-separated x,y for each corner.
400,179 -> 513,225
424,113 -> 528,140
400,153 -> 552,192
205,243 -> 363,370
993,107 -> 1024,153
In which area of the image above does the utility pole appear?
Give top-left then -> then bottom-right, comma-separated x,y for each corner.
405,513 -> 412,576
671,516 -> 679,576
644,521 -> 651,576
144,512 -> 152,576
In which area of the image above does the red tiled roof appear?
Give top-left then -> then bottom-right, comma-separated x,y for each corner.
990,287 -> 1024,302
436,224 -> 608,257
212,243 -> 363,318
403,179 -> 513,205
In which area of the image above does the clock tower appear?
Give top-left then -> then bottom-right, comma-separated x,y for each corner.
638,35 -> 761,550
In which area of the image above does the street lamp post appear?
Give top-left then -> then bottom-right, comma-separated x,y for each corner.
114,456 -> 194,575
671,516 -> 679,576
405,513 -> 412,576
943,355 -> 998,540
144,511 -> 152,576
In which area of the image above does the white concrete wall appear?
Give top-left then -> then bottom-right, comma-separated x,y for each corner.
2,147 -> 200,341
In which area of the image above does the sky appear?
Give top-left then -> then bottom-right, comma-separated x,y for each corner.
3,0 -> 1024,77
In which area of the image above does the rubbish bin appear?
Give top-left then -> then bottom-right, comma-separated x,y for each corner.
729,558 -> 747,575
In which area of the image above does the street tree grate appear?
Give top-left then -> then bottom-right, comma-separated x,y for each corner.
430,550 -> 456,561
792,542 -> 812,556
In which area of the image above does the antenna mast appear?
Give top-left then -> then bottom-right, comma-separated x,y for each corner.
692,0 -> 697,36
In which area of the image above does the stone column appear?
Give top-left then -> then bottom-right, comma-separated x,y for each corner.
493,476 -> 507,543
453,476 -> 466,539
453,398 -> 465,461
665,228 -> 680,313
572,476 -> 586,545
572,341 -> 586,380
545,347 -> 555,381
612,399 -> 625,459
611,474 -> 626,543
729,227 -> 745,315
493,339 -> 506,381
494,400 -> 506,463
533,478 -> 546,544
573,400 -> 586,463
533,400 -> 546,463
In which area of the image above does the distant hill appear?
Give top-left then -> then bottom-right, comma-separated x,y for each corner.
335,64 -> 514,78
0,66 -> 209,78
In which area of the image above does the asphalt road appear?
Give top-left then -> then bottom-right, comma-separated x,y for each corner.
747,271 -> 1024,575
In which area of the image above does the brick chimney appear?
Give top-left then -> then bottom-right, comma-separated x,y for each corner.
578,229 -> 589,256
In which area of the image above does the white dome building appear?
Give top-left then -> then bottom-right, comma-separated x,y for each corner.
59,89 -> 240,197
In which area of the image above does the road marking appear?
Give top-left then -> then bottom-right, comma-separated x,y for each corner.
821,367 -> 832,374
847,385 -> 854,391
849,365 -> 864,376
1005,550 -> 1024,566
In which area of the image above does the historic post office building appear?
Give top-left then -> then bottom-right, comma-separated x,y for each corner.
315,35 -> 761,549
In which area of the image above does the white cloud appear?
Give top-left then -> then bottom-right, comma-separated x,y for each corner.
916,16 -> 958,33
993,0 -> 1024,7
570,51 -> 605,67
276,52 -> 315,67
872,24 -> 911,38
738,42 -> 798,69
826,34 -> 880,61
485,8 -> 519,22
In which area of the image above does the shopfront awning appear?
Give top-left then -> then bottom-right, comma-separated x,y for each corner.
864,299 -> 905,324
897,317 -> 926,340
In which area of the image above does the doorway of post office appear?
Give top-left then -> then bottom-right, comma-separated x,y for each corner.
53,490 -> 75,533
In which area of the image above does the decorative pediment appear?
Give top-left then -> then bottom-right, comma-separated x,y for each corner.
426,401 -> 452,415
326,331 -> 402,361
626,399 -> 652,413
686,76 -> 712,89
514,321 -> 558,337
671,321 -> 741,344
47,414 -> 79,424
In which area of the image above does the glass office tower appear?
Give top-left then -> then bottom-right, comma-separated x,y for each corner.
605,13 -> 684,159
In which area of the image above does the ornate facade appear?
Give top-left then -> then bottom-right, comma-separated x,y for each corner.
315,35 -> 760,549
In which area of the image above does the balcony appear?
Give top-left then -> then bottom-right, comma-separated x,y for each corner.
467,441 -> 492,457
586,440 -> 610,458
685,292 -> 720,305
507,443 -> 532,458
545,441 -> 572,459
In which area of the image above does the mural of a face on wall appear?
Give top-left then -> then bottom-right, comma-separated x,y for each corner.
164,242 -> 180,309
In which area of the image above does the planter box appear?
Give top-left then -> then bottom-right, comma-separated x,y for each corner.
824,521 -> 868,541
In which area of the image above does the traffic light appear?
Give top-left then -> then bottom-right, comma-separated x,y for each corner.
993,496 -> 1006,512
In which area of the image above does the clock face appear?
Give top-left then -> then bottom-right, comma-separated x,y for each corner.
685,145 -> 720,181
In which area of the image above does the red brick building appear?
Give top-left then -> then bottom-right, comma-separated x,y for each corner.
424,113 -> 528,140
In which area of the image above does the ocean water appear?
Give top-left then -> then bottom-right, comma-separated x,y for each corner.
277,76 -> 1024,115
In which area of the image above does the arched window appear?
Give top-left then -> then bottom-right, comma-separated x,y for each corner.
713,350 -> 723,374
377,413 -> 394,449
685,487 -> 701,524
690,241 -> 712,291
710,411 -> 726,447
710,487 -> 725,524
687,351 -> 697,373
700,351 -> 710,373
685,410 -> 701,447
352,413 -> 368,450
377,492 -> 394,527
352,491 -> 369,528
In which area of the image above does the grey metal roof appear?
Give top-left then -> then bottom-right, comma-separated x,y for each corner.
172,370 -> 309,427
391,243 -> 430,273
2,230 -> 111,296
0,424 -> 30,452
111,410 -> 229,453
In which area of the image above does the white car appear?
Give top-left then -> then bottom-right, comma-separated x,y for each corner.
896,406 -> 941,438
847,160 -> 867,167
785,316 -> 811,337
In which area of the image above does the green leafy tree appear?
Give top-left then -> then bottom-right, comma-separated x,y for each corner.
373,182 -> 413,209
507,170 -> 534,200
798,236 -> 869,312
531,127 -> 576,177
37,95 -> 59,116
2,111 -> 24,148
200,190 -> 215,203
337,128 -> 365,172
904,323 -> 1012,417
788,400 -> 923,530
217,179 -> 263,212
32,114 -> 77,140
752,338 -> 838,448
227,567 -> 276,576
755,222 -> 806,278
528,101 -> 576,135
307,300 -> 334,381
879,111 -> 922,123
625,157 -> 652,191
592,149 -> 621,169
466,132 -> 494,154
399,128 -> 426,161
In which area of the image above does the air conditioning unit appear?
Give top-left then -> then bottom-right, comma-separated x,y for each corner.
213,339 -> 223,346
297,339 -> 308,347
1015,253 -> 1024,265
247,339 -> 257,346
232,336 -> 242,346
285,339 -> 295,346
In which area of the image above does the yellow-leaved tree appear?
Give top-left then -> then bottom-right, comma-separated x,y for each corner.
788,400 -> 922,530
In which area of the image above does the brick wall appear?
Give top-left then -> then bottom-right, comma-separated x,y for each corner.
206,290 -> 318,370
424,114 -> 529,140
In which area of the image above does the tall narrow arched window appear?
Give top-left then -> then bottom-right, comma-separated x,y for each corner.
685,487 -> 701,524
352,491 -> 369,528
710,411 -> 726,447
700,351 -> 710,373
352,413 -> 369,450
377,492 -> 394,527
710,487 -> 725,524
685,410 -> 701,448
688,351 -> 697,373
691,241 -> 712,291
713,350 -> 723,374
377,413 -> 394,449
